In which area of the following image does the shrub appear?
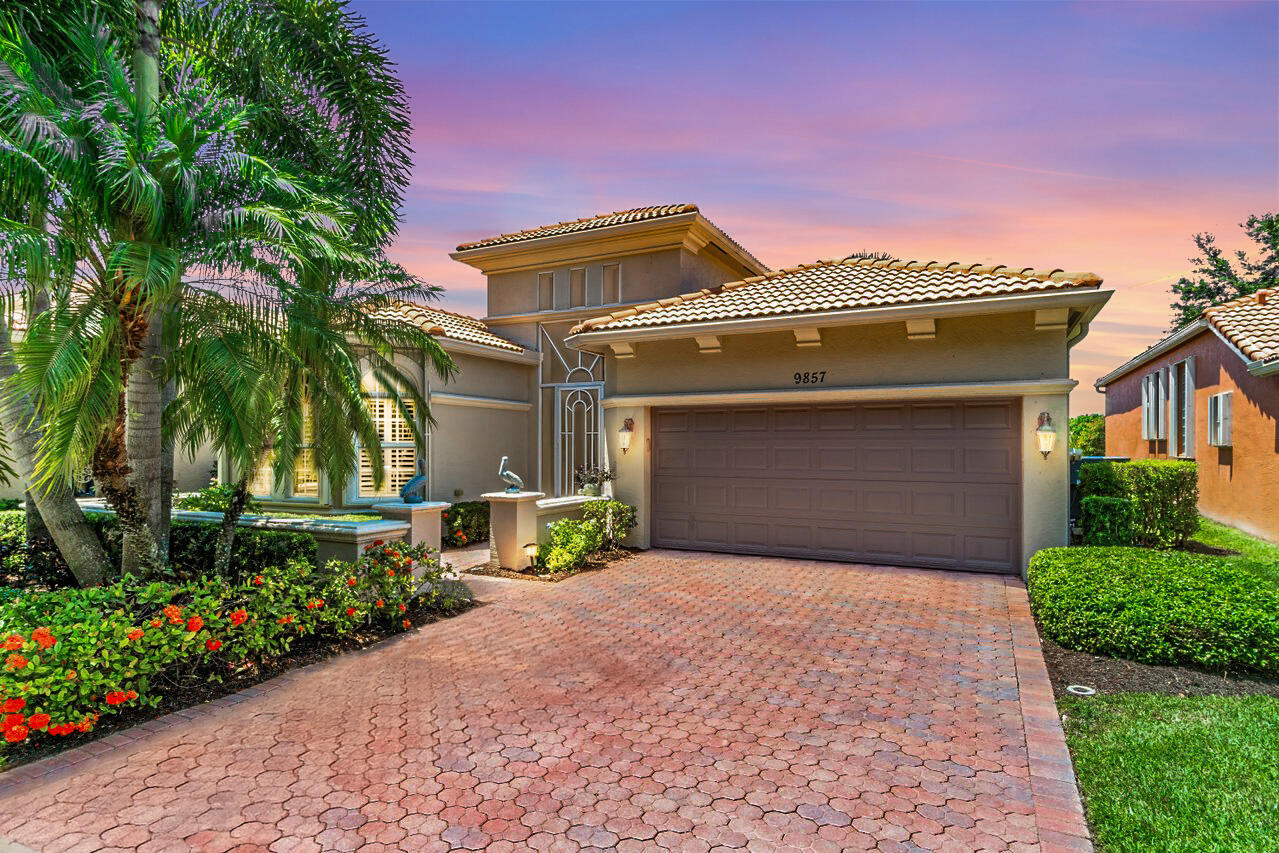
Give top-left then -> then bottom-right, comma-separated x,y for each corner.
0,511 -> 316,588
1028,547 -> 1279,674
0,499 -> 20,512
1079,497 -> 1136,546
580,500 -> 637,549
1078,460 -> 1126,500
174,484 -> 262,515
0,540 -> 466,755
441,501 -> 488,548
1122,460 -> 1199,547
542,518 -> 604,574
1069,414 -> 1106,456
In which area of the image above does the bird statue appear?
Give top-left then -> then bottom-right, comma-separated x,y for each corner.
498,456 -> 524,493
399,474 -> 429,504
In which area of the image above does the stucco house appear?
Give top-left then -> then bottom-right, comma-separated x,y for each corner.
1095,288 -> 1279,542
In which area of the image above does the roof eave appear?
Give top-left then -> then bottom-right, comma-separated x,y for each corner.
1094,320 -> 1209,390
567,286 -> 1112,351
1247,357 -> 1279,376
438,337 -> 540,365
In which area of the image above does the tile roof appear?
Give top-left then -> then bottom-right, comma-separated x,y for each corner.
570,257 -> 1103,334
1203,287 -> 1279,365
371,301 -> 525,353
456,204 -> 699,251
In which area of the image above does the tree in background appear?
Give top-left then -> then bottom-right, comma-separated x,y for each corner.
1169,213 -> 1278,330
1069,414 -> 1106,457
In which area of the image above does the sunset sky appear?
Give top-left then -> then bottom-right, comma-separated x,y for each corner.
356,0 -> 1278,413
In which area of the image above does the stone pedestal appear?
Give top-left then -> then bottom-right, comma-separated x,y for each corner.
372,501 -> 449,555
482,490 -> 545,570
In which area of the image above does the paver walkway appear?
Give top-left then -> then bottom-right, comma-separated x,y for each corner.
0,551 -> 1090,852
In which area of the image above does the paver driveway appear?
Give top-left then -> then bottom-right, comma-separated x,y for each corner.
0,551 -> 1090,852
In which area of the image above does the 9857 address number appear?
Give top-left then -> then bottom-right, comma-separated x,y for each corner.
794,371 -> 826,385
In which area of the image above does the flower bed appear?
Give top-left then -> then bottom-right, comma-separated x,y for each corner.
0,542 -> 469,766
441,501 -> 488,548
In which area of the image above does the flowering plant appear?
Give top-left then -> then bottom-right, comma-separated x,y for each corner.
440,501 -> 488,549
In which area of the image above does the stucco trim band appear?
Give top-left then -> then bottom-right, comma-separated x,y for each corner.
601,378 -> 1078,409
430,392 -> 533,412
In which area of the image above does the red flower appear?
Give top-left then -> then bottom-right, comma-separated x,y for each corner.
105,691 -> 125,706
2,698 -> 24,713
306,599 -> 324,610
402,619 -> 411,629
163,604 -> 183,625
150,619 -> 163,628
31,627 -> 56,650
397,603 -> 407,613
205,639 -> 222,652
373,539 -> 385,547
76,720 -> 92,733
278,615 -> 294,625
2,635 -> 23,651
5,654 -> 28,670
28,713 -> 50,731
345,607 -> 356,617
442,512 -> 449,519
3,713 -> 24,730
253,575 -> 264,585
186,616 -> 204,633
230,609 -> 247,626
127,629 -> 144,642
4,725 -> 27,743
375,599 -> 384,608
386,569 -> 395,577
126,690 -> 137,700
347,577 -> 357,587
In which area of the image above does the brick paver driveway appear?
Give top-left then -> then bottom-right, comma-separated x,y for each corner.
0,551 -> 1090,852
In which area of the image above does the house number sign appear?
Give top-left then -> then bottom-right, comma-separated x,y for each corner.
793,371 -> 827,385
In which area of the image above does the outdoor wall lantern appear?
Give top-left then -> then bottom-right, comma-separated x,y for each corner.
1035,411 -> 1058,459
618,418 -> 635,454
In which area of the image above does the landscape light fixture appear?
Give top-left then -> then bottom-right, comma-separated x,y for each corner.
1035,412 -> 1058,459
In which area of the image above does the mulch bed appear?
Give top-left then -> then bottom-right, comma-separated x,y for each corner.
465,547 -> 639,583
0,598 -> 474,773
1039,633 -> 1279,699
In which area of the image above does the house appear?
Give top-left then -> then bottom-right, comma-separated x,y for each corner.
1095,288 -> 1279,542
237,203 -> 1111,575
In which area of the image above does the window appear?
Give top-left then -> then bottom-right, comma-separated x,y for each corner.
603,263 -> 620,304
357,395 -> 418,498
1140,371 -> 1167,440
1142,359 -> 1195,455
537,272 -> 554,311
249,407 -> 320,500
570,268 -> 586,308
1208,391 -> 1233,446
552,271 -> 569,310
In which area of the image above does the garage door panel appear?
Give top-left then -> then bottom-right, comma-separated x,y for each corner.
652,400 -> 1021,573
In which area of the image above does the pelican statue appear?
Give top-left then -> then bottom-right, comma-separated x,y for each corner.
498,456 -> 524,493
399,474 -> 428,504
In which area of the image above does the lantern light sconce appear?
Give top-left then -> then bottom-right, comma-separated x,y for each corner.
618,418 -> 635,454
1035,411 -> 1058,459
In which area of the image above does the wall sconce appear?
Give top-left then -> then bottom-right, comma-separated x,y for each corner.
1035,411 -> 1058,459
618,418 -> 635,454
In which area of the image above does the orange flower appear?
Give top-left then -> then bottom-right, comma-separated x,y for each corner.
163,604 -> 183,625
126,690 -> 137,700
76,720 -> 92,733
375,600 -> 384,608
397,603 -> 407,613
65,670 -> 77,681
347,577 -> 357,587
402,619 -> 411,629
278,615 -> 294,625
105,691 -> 127,706
2,698 -> 24,713
386,569 -> 395,577
5,654 -> 28,670
2,635 -> 23,651
3,713 -> 24,729
186,616 -> 204,633
205,639 -> 222,652
229,609 -> 248,626
150,619 -> 163,628
31,627 -> 55,650
28,713 -> 50,730
4,725 -> 27,743
127,629 -> 144,642
306,599 -> 324,610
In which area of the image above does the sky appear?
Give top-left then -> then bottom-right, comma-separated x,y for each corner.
354,0 -> 1278,413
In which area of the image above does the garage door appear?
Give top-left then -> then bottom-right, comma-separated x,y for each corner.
651,400 -> 1022,573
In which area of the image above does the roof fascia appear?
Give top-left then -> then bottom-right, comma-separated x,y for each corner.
438,337 -> 541,365
1094,320 -> 1208,389
567,287 -> 1111,351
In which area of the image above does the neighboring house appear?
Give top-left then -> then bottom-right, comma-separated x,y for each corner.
1096,288 -> 1279,542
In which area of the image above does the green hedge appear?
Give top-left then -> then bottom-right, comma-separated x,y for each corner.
1077,459 -> 1199,547
0,511 -> 316,587
1028,547 -> 1279,674
580,499 -> 637,549
441,501 -> 488,548
1079,496 -> 1135,546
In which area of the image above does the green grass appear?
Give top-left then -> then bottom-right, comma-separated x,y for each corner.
261,512 -> 381,522
1062,694 -> 1279,852
1192,517 -> 1279,586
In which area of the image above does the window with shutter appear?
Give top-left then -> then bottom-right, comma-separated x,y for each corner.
1208,391 -> 1233,447
537,272 -> 554,311
602,263 -> 620,304
357,395 -> 418,498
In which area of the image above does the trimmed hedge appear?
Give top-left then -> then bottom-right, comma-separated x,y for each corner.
1028,547 -> 1279,674
0,511 -> 316,587
441,501 -> 488,548
1079,496 -> 1135,546
1077,459 -> 1199,547
580,499 -> 637,549
543,517 -> 604,574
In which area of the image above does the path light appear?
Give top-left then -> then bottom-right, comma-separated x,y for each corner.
618,418 -> 635,454
523,542 -> 539,562
1035,412 -> 1058,459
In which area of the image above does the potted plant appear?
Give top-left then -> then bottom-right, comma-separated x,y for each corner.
574,464 -> 615,497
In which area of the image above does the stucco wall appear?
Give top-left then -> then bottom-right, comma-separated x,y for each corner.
1104,332 -> 1279,542
608,312 -> 1068,396
485,249 -> 684,320
427,405 -> 530,503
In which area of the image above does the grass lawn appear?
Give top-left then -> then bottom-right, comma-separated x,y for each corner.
1062,694 -> 1279,852
1193,517 -> 1279,585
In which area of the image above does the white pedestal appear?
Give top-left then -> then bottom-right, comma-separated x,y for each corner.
372,501 -> 449,567
482,491 -> 545,570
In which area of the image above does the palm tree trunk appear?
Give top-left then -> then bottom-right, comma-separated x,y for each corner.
0,333 -> 109,586
120,318 -> 166,576
214,473 -> 253,578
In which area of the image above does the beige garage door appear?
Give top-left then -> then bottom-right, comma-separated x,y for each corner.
651,400 -> 1022,573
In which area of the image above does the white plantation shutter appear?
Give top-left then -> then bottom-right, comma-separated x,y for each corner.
1141,374 -> 1152,440
1183,357 -> 1196,456
1157,368 -> 1169,440
1168,365 -> 1179,457
1220,391 -> 1233,446
358,396 -> 417,498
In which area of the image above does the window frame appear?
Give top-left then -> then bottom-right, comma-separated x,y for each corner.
1208,390 -> 1233,447
352,392 -> 419,502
